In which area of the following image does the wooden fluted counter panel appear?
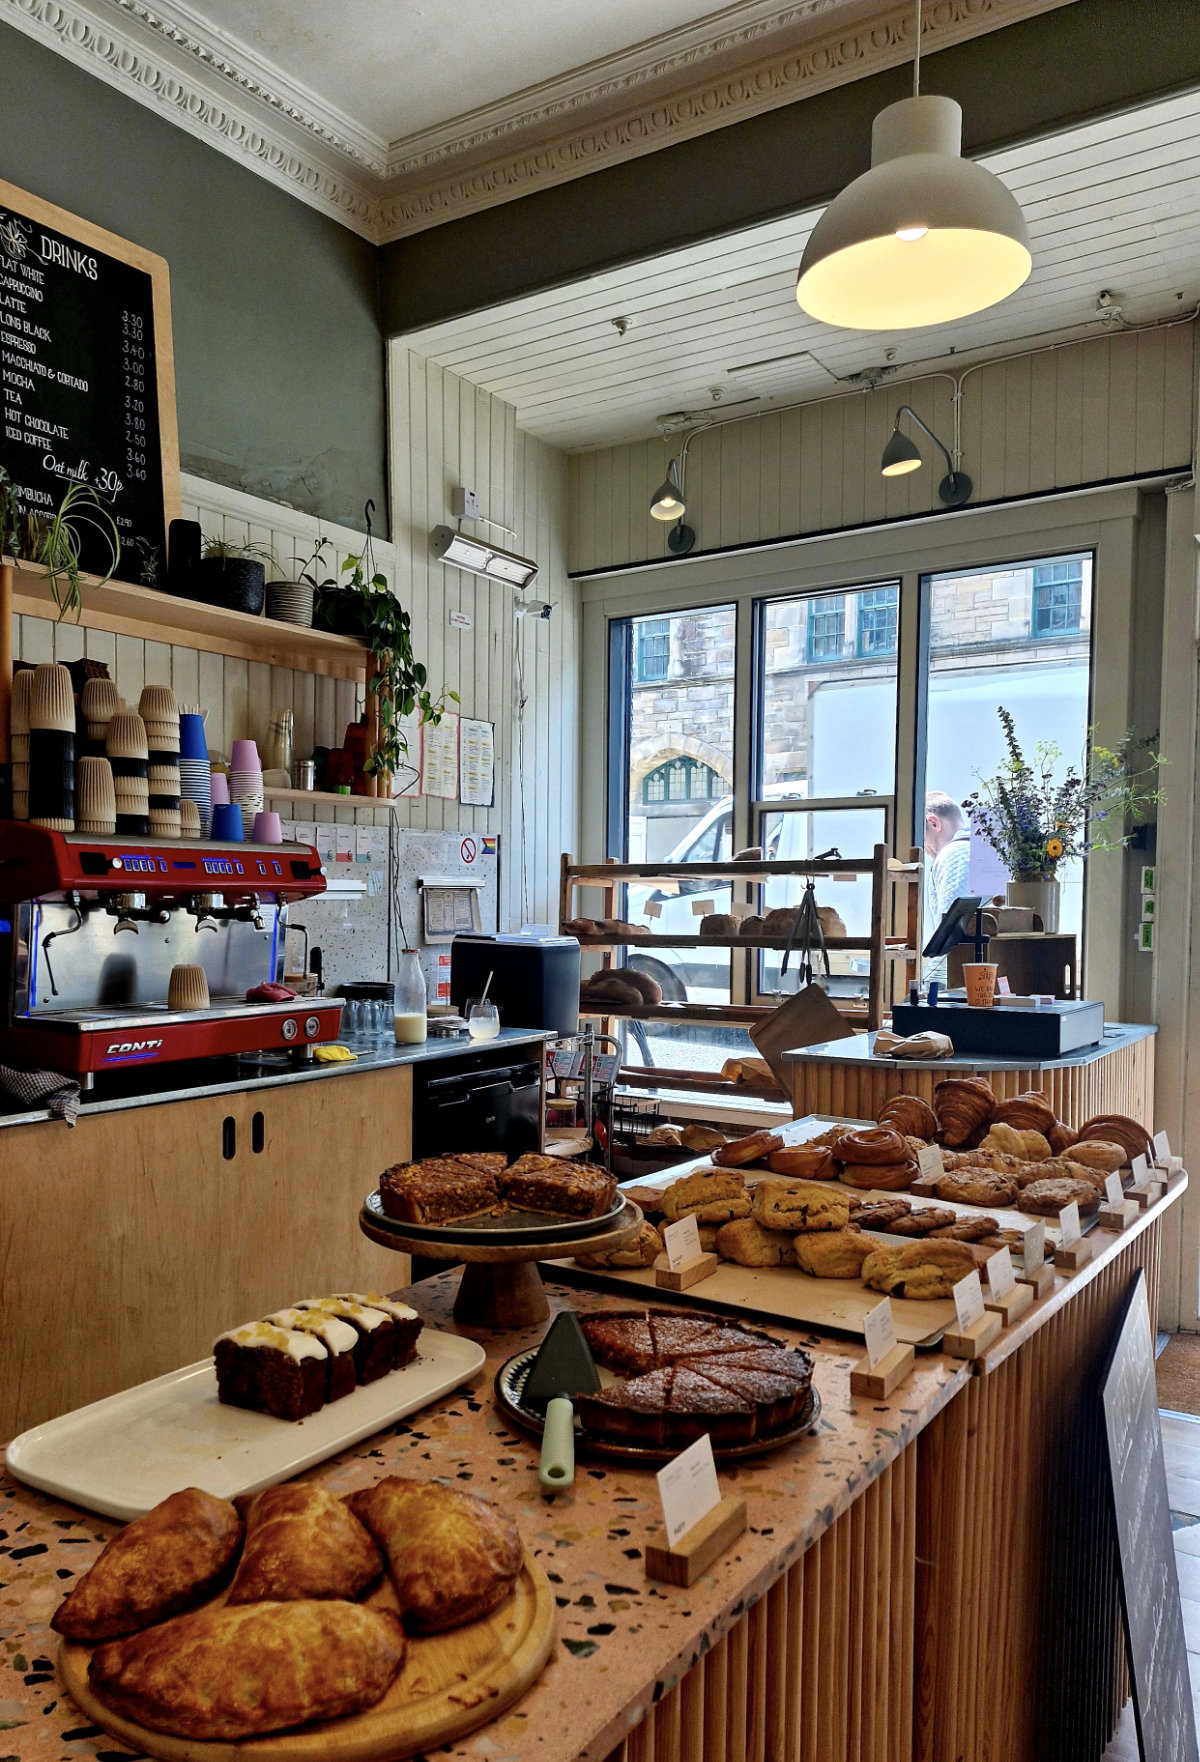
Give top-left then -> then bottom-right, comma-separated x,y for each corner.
789,1032 -> 1154,1128
607,1444 -> 917,1762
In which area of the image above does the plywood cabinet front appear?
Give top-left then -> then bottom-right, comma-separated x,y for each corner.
0,1068 -> 412,1438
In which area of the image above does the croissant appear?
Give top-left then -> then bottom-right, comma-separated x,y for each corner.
1075,1114 -> 1152,1167
933,1076 -> 996,1147
991,1090 -> 1056,1135
877,1094 -> 937,1141
979,1123 -> 1052,1162
1047,1121 -> 1079,1156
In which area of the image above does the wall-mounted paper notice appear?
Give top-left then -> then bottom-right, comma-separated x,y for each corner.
459,717 -> 495,808
421,713 -> 459,799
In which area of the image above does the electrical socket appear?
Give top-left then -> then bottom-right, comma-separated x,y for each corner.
451,486 -> 481,519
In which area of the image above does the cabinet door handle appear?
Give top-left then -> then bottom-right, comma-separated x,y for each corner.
222,1116 -> 236,1161
251,1111 -> 265,1154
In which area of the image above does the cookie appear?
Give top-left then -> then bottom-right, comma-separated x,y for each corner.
1019,1176 -> 1102,1217
933,1170 -> 1018,1209
928,1215 -> 1000,1242
887,1206 -> 958,1237
848,1198 -> 912,1231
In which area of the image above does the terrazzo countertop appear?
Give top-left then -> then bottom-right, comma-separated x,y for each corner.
0,1275 -> 969,1762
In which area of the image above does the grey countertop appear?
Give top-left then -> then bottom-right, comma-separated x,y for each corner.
782,1020 -> 1155,1072
0,1026 -> 555,1131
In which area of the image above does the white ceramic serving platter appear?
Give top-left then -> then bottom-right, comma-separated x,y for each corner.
5,1328 -> 485,1521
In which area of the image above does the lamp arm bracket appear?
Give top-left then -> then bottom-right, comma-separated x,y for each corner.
895,404 -> 955,480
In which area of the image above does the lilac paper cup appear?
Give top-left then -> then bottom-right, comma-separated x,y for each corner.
253,811 -> 283,844
209,771 -> 230,805
230,739 -> 260,771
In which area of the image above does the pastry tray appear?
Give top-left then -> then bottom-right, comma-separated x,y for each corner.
4,1328 -> 485,1521
362,1186 -> 627,1245
495,1345 -> 822,1464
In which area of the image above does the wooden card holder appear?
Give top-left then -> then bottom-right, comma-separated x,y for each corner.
943,1311 -> 1002,1360
655,1252 -> 718,1292
1098,1199 -> 1140,1232
1128,1181 -> 1166,1210
850,1342 -> 915,1399
644,1495 -> 748,1587
1054,1238 -> 1093,1272
1016,1263 -> 1056,1299
984,1283 -> 1034,1325
910,1176 -> 940,1198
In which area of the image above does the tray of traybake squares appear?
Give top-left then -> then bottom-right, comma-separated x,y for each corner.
547,1115 -> 1108,1349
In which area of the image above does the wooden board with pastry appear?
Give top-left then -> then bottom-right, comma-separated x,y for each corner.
55,1474 -> 554,1761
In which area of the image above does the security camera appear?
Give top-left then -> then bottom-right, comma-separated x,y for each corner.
515,598 -> 553,620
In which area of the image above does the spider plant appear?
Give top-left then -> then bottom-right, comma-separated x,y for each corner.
28,482 -> 122,622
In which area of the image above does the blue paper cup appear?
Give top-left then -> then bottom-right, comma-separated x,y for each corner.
210,801 -> 245,842
179,713 -> 209,761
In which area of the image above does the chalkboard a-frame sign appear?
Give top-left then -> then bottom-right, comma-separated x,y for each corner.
0,177 -> 180,588
1101,1269 -> 1199,1762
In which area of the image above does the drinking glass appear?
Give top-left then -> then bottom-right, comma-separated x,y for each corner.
466,999 -> 501,1042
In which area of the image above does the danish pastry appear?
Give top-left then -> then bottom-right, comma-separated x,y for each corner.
835,1125 -> 907,1166
1019,1176 -> 1102,1217
1064,1139 -> 1126,1174
861,1239 -> 982,1300
1075,1114 -> 1152,1166
990,1090 -> 1056,1135
838,1159 -> 919,1192
933,1169 -> 1018,1208
933,1076 -> 996,1146
794,1229 -> 874,1279
979,1123 -> 1052,1162
713,1129 -> 784,1168
876,1094 -> 937,1140
767,1145 -> 837,1180
715,1217 -> 797,1267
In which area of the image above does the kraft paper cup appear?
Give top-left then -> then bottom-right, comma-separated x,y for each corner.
30,664 -> 75,733
106,712 -> 149,762
11,670 -> 33,737
179,798 -> 202,837
962,963 -> 999,1008
138,685 -> 178,724
168,963 -> 210,1011
77,756 -> 117,826
81,678 -> 120,734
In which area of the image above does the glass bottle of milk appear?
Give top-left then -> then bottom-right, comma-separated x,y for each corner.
393,950 -> 427,1044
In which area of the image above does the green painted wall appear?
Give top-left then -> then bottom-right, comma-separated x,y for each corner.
0,23 -> 386,535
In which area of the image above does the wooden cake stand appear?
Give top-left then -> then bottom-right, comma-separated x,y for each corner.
359,1198 -> 644,1328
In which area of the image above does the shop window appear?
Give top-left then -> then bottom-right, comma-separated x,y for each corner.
1032,560 -> 1084,635
806,597 -> 845,662
857,586 -> 899,657
635,619 -> 670,681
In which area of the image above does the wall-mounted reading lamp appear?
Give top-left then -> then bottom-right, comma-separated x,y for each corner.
648,457 -> 696,554
881,405 -> 972,506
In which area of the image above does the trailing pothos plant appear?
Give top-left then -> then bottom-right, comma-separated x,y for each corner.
336,503 -> 456,785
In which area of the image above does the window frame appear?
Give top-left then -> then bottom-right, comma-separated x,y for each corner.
1031,558 -> 1085,637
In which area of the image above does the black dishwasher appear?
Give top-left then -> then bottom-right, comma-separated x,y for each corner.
411,1050 -> 542,1160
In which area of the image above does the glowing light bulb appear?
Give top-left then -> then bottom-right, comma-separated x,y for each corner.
895,224 -> 928,242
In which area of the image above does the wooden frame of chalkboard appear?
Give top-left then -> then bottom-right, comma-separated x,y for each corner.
0,177 -> 180,589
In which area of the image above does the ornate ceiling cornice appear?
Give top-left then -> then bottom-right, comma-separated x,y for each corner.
2,0 -> 1079,242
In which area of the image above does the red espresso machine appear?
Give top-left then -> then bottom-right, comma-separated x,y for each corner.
0,825 -> 343,1082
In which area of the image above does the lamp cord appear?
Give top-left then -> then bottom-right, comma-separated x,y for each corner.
913,0 -> 921,96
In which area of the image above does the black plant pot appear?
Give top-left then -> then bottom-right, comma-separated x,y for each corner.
193,557 -> 266,615
313,586 -> 364,638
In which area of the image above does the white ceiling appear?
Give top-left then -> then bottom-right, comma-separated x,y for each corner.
403,88 -> 1200,451
182,0 -> 765,144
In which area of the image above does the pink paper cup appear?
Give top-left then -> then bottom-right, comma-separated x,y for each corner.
253,810 -> 283,844
209,771 -> 230,805
230,739 -> 261,771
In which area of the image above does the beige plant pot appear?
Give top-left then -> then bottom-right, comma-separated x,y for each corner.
1005,875 -> 1061,933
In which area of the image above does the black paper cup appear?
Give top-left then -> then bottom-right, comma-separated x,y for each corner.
29,729 -> 75,824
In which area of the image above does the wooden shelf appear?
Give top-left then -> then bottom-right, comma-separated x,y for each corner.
262,786 -> 400,812
565,857 -> 919,883
578,1000 -> 868,1026
7,559 -> 369,680
572,932 -> 887,951
617,1066 -> 788,1099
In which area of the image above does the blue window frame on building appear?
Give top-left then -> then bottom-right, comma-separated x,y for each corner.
857,586 -> 899,657
806,596 -> 845,662
635,618 -> 670,681
1032,560 -> 1083,635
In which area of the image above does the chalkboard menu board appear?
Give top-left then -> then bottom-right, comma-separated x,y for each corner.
1101,1270 -> 1199,1762
0,178 -> 179,586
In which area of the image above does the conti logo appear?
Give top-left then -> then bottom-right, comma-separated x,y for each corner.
105,1038 -> 164,1058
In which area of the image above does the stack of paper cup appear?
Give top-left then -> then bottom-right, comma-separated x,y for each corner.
167,963 -> 210,1011
139,685 -> 180,752
179,797 -> 202,838
80,678 -> 120,757
107,711 -> 150,836
140,685 -> 180,837
29,664 -> 76,830
178,710 -> 212,835
77,756 -> 117,836
148,765 -> 182,839
11,669 -> 32,821
229,738 -> 264,837
209,769 -> 231,808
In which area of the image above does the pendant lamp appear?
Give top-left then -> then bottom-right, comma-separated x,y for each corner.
650,459 -> 686,522
796,0 -> 1031,330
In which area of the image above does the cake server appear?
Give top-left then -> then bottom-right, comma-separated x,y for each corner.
522,1311 -> 601,1491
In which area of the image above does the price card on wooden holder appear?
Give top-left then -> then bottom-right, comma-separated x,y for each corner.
656,1434 -> 721,1547
863,1298 -> 898,1369
662,1215 -> 702,1271
1131,1152 -> 1150,1185
1021,1221 -> 1046,1278
918,1145 -> 944,1179
1154,1131 -> 1171,1166
1104,1171 -> 1126,1207
1058,1201 -> 1082,1248
953,1270 -> 986,1331
986,1248 -> 1016,1304
690,898 -> 717,918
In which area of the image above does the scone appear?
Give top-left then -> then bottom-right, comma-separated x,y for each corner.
1019,1176 -> 1102,1217
752,1178 -> 853,1232
933,1169 -> 1018,1208
715,1217 -> 797,1267
660,1168 -> 751,1224
861,1239 -> 983,1300
794,1229 -> 874,1279
575,1221 -> 663,1269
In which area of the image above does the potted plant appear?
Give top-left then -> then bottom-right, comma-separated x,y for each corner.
265,535 -> 335,629
961,708 -> 1164,931
16,481 -> 122,622
195,536 -> 275,615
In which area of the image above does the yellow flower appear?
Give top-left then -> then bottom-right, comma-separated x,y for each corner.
1045,837 -> 1064,860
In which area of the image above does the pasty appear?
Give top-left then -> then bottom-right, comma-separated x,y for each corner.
226,1482 -> 382,1605
575,1221 -> 663,1268
52,1487 -> 242,1642
87,1599 -> 405,1740
348,1477 -> 522,1632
